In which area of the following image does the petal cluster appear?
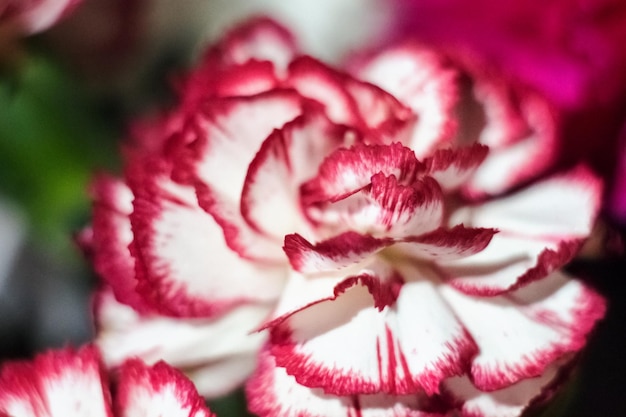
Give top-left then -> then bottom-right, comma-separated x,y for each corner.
0,345 -> 214,417
82,18 -> 606,417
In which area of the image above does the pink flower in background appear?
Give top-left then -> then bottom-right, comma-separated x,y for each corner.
82,18 -> 606,416
0,345 -> 215,417
393,0 -> 626,110
0,0 -> 82,35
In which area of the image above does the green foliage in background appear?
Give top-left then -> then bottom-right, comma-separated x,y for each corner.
0,54 -> 120,255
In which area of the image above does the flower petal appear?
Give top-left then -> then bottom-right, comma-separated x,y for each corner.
441,234 -> 582,296
185,355 -> 260,399
241,109 -> 349,239
364,174 -> 444,237
88,174 -> 151,312
269,264 -> 476,396
463,81 -> 559,197
301,143 -> 424,206
129,158 -> 285,317
285,225 -> 495,275
453,165 -> 602,239
0,346 -> 112,417
286,56 -> 414,142
443,167 -> 602,295
422,144 -> 489,192
396,225 -> 497,262
247,349 -> 448,417
116,360 -> 214,417
178,90 -> 304,261
308,174 -> 444,238
354,43 -> 459,157
182,60 -> 281,110
201,17 -> 298,71
443,366 -> 559,417
283,232 -> 392,274
94,289 -> 268,398
5,0 -> 81,34
440,272 -> 605,390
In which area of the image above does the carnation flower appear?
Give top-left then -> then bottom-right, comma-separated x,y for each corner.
83,18 -> 606,416
0,345 -> 214,417
0,0 -> 82,35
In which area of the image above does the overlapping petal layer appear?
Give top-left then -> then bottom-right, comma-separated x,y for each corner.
443,166 -> 602,295
241,109 -> 349,240
248,349 -> 447,417
94,289 -> 269,398
354,43 -> 459,157
440,272 -> 605,390
263,262 -> 476,396
178,90 -> 304,262
351,42 -> 559,198
85,174 -> 148,312
129,158 -> 284,317
0,346 -> 214,417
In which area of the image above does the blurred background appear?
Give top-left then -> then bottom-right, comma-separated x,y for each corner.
0,0 -> 625,416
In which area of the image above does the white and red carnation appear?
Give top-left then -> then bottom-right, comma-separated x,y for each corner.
82,17 -> 606,417
0,345 -> 214,417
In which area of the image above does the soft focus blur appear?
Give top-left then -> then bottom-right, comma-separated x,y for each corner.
0,1 -> 624,416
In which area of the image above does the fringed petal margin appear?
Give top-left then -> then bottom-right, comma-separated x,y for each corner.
285,57 -> 415,143
307,174 -> 444,238
241,109 -> 349,239
301,143 -> 424,206
354,42 -> 459,157
284,232 -> 393,274
247,349 -> 449,417
463,80 -> 559,198
0,346 -> 112,417
177,90 -> 304,262
86,174 -> 151,312
440,272 -> 605,391
439,235 -> 582,296
200,16 -> 298,72
442,365 -> 561,417
422,144 -> 489,192
115,360 -> 215,417
267,264 -> 476,396
94,289 -> 269,398
285,225 -> 495,275
452,165 -> 602,239
129,158 -> 285,318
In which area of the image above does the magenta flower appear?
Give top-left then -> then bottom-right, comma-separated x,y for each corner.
393,0 -> 626,110
0,0 -> 82,35
83,18 -> 606,416
0,345 -> 214,417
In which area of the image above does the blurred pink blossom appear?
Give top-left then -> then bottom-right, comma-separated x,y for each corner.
0,0 -> 82,35
394,0 -> 626,110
